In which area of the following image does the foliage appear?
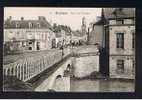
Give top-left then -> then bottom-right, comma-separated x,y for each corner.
53,23 -> 72,34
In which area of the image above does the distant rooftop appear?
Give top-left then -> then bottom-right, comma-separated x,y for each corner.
92,8 -> 135,26
4,16 -> 52,29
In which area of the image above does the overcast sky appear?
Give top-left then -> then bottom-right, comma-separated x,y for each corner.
4,7 -> 102,30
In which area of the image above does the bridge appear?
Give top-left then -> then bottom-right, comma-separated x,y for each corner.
3,45 -> 100,91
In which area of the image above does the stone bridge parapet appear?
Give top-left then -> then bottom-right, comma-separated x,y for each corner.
3,48 -> 71,82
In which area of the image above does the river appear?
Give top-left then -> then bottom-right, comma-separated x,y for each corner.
70,78 -> 135,92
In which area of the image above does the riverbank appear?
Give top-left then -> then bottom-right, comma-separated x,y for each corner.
72,71 -> 135,81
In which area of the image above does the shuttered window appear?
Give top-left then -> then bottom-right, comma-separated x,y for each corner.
116,33 -> 124,49
116,60 -> 124,73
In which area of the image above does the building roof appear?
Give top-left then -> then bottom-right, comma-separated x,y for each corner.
94,19 -> 106,25
4,16 -> 52,29
55,31 -> 71,38
92,8 -> 107,26
104,8 -> 135,19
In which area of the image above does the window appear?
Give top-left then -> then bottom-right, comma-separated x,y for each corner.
37,23 -> 40,28
116,60 -> 124,74
116,33 -> 124,49
29,42 -> 32,44
116,19 -> 124,24
42,34 -> 44,40
22,42 -> 26,47
16,23 -> 19,28
17,32 -> 20,37
29,22 -> 33,28
132,32 -> 135,49
45,34 -> 47,40
28,47 -> 32,50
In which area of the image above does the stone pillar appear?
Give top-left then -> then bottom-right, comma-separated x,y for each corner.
19,65 -> 22,80
63,76 -> 70,91
22,62 -> 25,81
27,61 -> 30,79
13,66 -> 16,76
9,68 -> 12,76
11,67 -> 14,76
7,68 -> 9,75
26,61 -> 28,79
5,69 -> 7,75
30,61 -> 33,77
16,65 -> 19,79
24,61 -> 27,80
28,61 -> 31,78
5,69 -> 7,76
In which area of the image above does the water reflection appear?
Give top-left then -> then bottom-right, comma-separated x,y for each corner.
70,78 -> 135,92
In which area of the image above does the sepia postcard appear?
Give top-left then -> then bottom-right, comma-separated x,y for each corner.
3,7 -> 135,92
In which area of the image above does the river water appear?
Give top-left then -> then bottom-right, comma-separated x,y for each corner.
70,78 -> 135,92
47,56 -> 135,92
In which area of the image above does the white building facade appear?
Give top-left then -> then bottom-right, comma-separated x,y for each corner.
4,16 -> 56,54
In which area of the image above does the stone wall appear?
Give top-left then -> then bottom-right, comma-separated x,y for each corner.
72,45 -> 100,78
73,55 -> 99,78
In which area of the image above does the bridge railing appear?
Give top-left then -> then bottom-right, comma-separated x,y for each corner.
3,46 -> 98,82
3,50 -> 65,82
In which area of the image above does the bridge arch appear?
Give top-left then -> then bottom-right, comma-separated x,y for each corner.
67,64 -> 71,71
63,63 -> 72,77
56,75 -> 62,79
52,74 -> 64,91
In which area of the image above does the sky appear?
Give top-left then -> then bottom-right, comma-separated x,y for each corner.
4,7 -> 102,30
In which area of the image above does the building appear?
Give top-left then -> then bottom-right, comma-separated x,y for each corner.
71,30 -> 87,45
104,8 -> 135,79
81,17 -> 88,43
55,30 -> 71,48
88,9 -> 106,48
4,16 -> 56,54
88,9 -> 108,76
